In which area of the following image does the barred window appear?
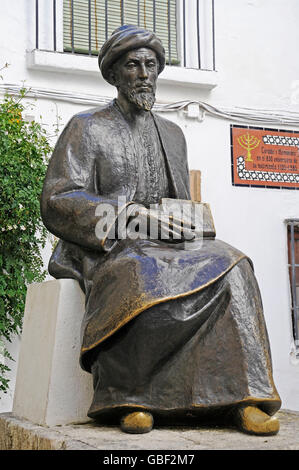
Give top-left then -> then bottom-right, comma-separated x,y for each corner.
287,220 -> 299,353
63,0 -> 179,65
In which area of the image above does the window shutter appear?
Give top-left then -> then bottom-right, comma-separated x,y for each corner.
63,0 -> 179,64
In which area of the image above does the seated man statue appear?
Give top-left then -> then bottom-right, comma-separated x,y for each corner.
41,25 -> 281,435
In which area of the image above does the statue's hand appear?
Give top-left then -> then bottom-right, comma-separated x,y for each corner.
126,205 -> 196,243
151,209 -> 195,242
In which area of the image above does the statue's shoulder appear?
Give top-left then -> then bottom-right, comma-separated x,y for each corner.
53,101 -> 117,150
70,100 -> 116,127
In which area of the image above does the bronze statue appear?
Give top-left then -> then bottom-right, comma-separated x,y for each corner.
41,25 -> 281,435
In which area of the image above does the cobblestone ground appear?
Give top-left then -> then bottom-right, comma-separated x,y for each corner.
1,410 -> 299,450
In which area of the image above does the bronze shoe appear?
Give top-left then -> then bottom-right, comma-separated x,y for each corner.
236,405 -> 279,436
120,411 -> 154,434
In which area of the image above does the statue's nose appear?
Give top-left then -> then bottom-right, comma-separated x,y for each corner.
139,64 -> 148,79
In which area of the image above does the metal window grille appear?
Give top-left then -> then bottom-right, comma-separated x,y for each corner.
287,220 -> 299,354
63,0 -> 179,65
35,0 -> 216,71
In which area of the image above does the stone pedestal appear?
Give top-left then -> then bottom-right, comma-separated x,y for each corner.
1,410 -> 299,450
12,279 -> 93,427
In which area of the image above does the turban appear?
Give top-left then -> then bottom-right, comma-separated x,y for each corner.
98,25 -> 166,84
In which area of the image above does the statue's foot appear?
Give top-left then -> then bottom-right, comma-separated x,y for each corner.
236,405 -> 279,436
120,411 -> 154,434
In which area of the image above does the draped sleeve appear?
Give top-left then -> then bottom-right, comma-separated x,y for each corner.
41,114 -> 133,253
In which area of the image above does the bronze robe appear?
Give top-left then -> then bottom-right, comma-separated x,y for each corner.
41,100 -> 281,421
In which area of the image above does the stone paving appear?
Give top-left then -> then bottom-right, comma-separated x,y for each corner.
1,409 -> 299,450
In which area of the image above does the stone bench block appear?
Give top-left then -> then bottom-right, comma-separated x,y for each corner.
13,279 -> 93,427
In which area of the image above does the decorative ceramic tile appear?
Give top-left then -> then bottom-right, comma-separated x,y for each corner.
231,125 -> 299,189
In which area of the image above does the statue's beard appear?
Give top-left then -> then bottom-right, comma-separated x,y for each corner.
126,89 -> 156,111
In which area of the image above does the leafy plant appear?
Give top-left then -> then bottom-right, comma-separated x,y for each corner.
0,88 -> 51,394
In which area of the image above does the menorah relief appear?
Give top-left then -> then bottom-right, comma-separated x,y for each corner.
238,132 -> 261,162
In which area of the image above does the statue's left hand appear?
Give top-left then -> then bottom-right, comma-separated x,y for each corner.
126,205 -> 196,243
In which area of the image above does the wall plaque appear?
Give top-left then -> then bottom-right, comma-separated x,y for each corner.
231,125 -> 299,189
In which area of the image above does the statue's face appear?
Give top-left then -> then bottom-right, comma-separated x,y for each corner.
111,47 -> 159,111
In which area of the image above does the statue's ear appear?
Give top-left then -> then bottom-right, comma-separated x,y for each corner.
107,68 -> 117,86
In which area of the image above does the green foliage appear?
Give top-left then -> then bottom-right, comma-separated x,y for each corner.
0,89 -> 51,394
